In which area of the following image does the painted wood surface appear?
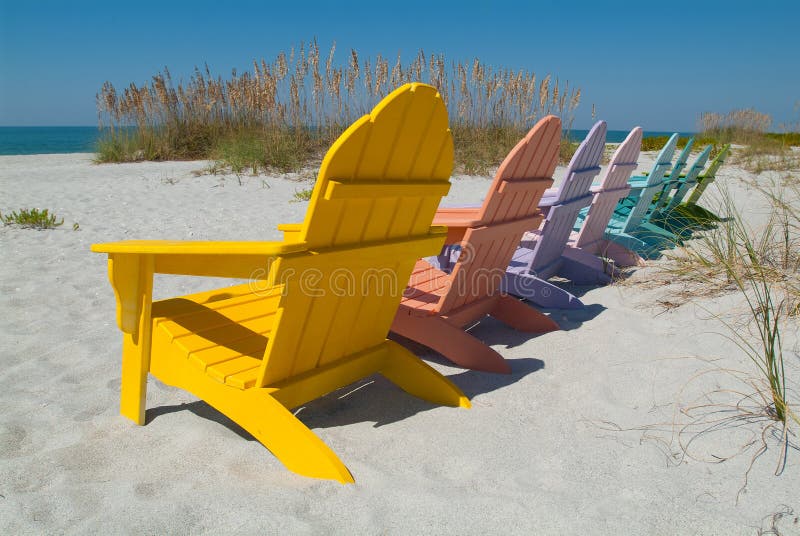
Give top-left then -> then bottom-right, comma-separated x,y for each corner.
665,145 -> 713,210
500,121 -> 608,308
392,115 -> 562,373
620,133 -> 678,232
92,83 -> 470,483
571,126 -> 644,267
685,144 -> 731,205
651,137 -> 694,214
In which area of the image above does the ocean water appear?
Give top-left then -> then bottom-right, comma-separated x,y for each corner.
0,126 -> 695,156
568,129 -> 696,143
0,126 -> 102,155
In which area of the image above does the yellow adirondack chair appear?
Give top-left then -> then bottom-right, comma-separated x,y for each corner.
91,83 -> 470,484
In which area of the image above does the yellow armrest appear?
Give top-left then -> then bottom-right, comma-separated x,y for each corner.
92,240 -> 309,281
93,240 -> 305,334
276,223 -> 304,243
91,240 -> 307,256
277,223 -> 302,233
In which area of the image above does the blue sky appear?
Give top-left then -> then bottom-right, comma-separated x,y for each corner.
1,0 -> 798,131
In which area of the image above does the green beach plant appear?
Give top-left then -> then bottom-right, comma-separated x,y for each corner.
291,188 -> 313,202
660,189 -> 799,429
1,208 -> 64,229
601,185 -> 799,498
697,108 -> 800,173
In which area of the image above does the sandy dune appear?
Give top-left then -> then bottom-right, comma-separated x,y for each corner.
1,153 -> 798,534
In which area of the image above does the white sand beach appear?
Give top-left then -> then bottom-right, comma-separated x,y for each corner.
1,152 -> 798,534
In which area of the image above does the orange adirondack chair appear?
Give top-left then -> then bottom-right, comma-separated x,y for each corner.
391,116 -> 562,374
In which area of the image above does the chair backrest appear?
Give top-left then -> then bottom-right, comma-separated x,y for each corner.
652,137 -> 694,212
258,83 -> 454,386
546,121 -> 607,204
686,144 -> 731,204
574,126 -> 642,248
669,138 -> 694,182
667,145 -> 712,209
527,120 -> 607,276
597,127 -> 643,191
475,115 -> 562,224
621,133 -> 679,231
643,133 -> 678,186
702,143 -> 731,179
436,115 -> 560,314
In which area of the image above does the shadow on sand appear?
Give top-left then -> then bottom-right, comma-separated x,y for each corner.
146,356 -> 545,438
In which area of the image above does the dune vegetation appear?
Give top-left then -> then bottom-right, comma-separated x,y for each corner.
95,40 -> 582,174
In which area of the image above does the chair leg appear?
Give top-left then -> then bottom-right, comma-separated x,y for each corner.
595,239 -> 645,267
633,222 -> 681,245
559,247 -> 614,285
120,332 -> 151,425
239,389 -> 354,483
605,232 -> 654,258
501,272 -> 584,309
117,257 -> 154,426
149,352 -> 354,483
490,294 -> 559,332
381,341 -> 471,408
391,311 -> 511,373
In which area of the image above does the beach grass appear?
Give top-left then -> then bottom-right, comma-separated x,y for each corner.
699,109 -> 800,172
639,109 -> 800,171
95,41 -> 581,173
659,187 -> 799,428
640,134 -> 720,153
1,208 -> 64,229
291,188 -> 314,202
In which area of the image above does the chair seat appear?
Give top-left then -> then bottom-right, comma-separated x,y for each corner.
152,283 -> 282,390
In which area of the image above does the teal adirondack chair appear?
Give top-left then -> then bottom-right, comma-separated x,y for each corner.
685,144 -> 731,206
663,145 -> 713,211
601,133 -> 679,256
646,144 -> 713,239
668,143 -> 732,225
648,138 -> 694,216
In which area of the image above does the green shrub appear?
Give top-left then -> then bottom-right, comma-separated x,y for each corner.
291,188 -> 314,202
1,208 -> 64,229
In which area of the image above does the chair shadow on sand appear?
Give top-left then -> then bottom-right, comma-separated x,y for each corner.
143,279 -> 609,439
146,355 -> 546,436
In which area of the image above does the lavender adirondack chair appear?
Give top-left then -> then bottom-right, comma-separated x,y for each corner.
603,133 -> 678,254
569,126 -> 644,268
500,120 -> 607,309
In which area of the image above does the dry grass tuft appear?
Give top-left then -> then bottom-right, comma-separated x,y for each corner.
698,108 -> 800,173
96,40 -> 581,174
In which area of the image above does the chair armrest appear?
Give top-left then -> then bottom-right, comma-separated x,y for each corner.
538,195 -> 559,208
542,187 -> 558,198
92,240 -> 306,256
276,223 -> 304,243
92,240 -> 307,279
433,207 -> 483,242
433,207 -> 483,226
627,177 -> 650,189
92,240 -> 303,334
